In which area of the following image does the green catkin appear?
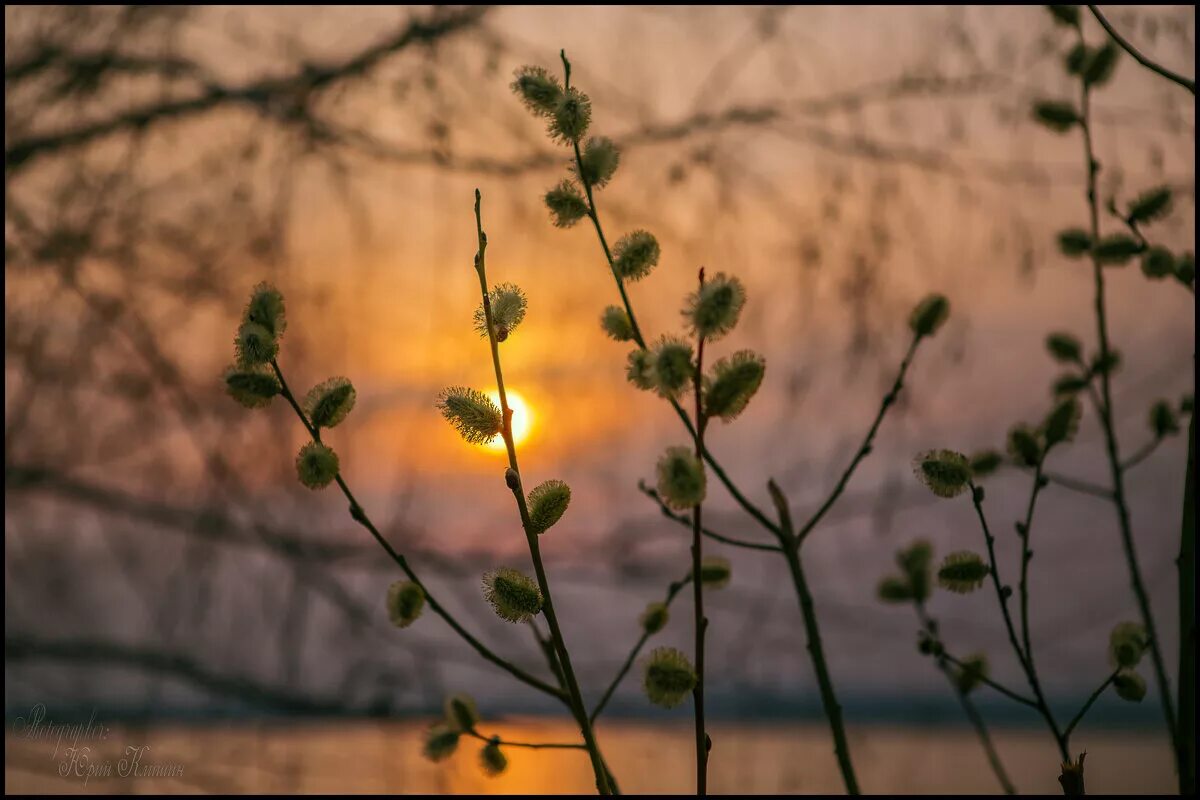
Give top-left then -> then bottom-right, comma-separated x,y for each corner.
423,724 -> 460,762
612,230 -> 661,281
550,87 -> 592,144
600,305 -> 635,342
223,364 -> 281,409
1046,332 -> 1083,363
303,376 -> 356,429
445,693 -> 480,732
1127,186 -> 1173,224
909,293 -> 950,338
643,647 -> 697,709
244,281 -> 286,338
474,283 -> 528,342
684,272 -> 746,340
480,737 -> 508,776
1141,247 -> 1176,280
527,479 -> 571,534
650,336 -> 694,399
1109,621 -> 1147,668
954,654 -> 989,694
968,450 -> 1004,479
1032,100 -> 1080,132
482,568 -> 544,623
1113,669 -> 1147,702
697,555 -> 732,590
937,551 -> 989,594
437,387 -> 503,445
912,450 -> 972,498
640,601 -> 670,635
544,179 -> 589,228
704,350 -> 766,422
1149,401 -> 1180,438
1007,424 -> 1044,467
234,321 -> 278,367
295,441 -> 339,489
656,446 -> 706,510
626,349 -> 656,391
1042,395 -> 1082,448
510,65 -> 563,117
1057,228 -> 1093,256
575,136 -> 620,188
386,581 -> 426,628
877,576 -> 914,603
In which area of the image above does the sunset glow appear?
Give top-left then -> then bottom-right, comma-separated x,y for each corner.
483,389 -> 532,452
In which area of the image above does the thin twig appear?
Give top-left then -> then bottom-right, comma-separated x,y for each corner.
637,482 -> 782,552
269,358 -> 565,701
1087,5 -> 1195,94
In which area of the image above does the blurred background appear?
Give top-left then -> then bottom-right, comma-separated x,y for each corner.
4,4 -> 1195,794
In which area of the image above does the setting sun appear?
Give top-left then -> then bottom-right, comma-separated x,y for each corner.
484,389 -> 532,452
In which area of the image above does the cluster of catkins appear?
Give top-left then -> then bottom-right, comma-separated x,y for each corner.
223,283 -> 358,491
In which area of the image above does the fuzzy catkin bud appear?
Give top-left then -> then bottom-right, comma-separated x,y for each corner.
386,580 -> 426,628
224,364 -> 281,409
1082,41 -> 1120,86
544,179 -> 589,228
510,65 -> 563,117
482,568 -> 543,623
527,479 -> 571,535
643,647 -> 697,709
626,349 -> 656,391
704,350 -> 766,422
601,306 -> 635,342
575,136 -> 620,188
295,441 -> 339,489
1175,253 -> 1195,286
897,540 -> 933,602
656,446 -> 706,510
909,294 -> 950,338
640,601 -> 669,634
877,576 -> 913,604
954,653 -> 988,694
1042,395 -> 1082,448
244,281 -> 286,338
1007,424 -> 1044,467
303,377 -> 356,429
550,87 -> 591,144
1109,621 -> 1147,668
968,450 -> 1003,479
423,724 -> 460,762
1032,100 -> 1079,133
1127,186 -> 1173,225
1092,234 -> 1142,266
1149,400 -> 1179,438
1113,669 -> 1146,702
697,555 -> 732,590
1141,247 -> 1175,280
650,336 -> 694,399
912,450 -> 972,498
612,230 -> 661,282
235,321 -> 278,367
1057,228 -> 1093,257
685,273 -> 746,340
474,283 -> 528,342
480,737 -> 508,777
937,551 -> 989,594
438,387 -> 503,445
1046,332 -> 1082,363
444,694 -> 479,732
1045,5 -> 1080,27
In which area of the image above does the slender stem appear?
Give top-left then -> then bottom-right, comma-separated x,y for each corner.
1063,669 -> 1120,741
464,728 -> 586,750
1120,437 -> 1160,472
269,359 -> 565,701
590,576 -> 690,724
1087,5 -> 1196,94
782,543 -> 860,794
472,190 -> 612,795
794,335 -> 922,547
1179,407 -> 1196,794
1018,462 -> 1046,690
967,482 -> 1069,761
559,51 -> 780,540
1042,470 -> 1113,500
1077,64 -> 1179,763
915,604 -> 1016,794
940,651 -> 1040,710
690,270 -> 709,796
637,482 -> 782,552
